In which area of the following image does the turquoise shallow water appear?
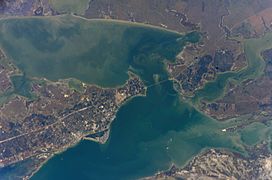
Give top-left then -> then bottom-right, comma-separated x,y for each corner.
0,15 -> 264,180
193,32 -> 272,103
31,81 -> 245,180
0,15 -> 195,87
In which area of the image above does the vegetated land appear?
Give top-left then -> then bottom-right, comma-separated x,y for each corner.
0,14 -> 197,179
48,0 -> 90,15
1,1 -> 271,99
1,1 -> 272,180
83,1 -> 272,179
144,142 -> 272,180
84,0 -> 272,98
0,52 -> 146,179
199,35 -> 272,123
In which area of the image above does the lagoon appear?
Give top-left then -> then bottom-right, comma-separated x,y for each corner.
0,15 -> 266,179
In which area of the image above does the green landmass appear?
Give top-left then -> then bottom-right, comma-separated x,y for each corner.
0,15 -> 270,180
192,32 -> 272,103
49,0 -> 90,15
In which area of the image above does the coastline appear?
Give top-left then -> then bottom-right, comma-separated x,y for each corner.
27,84 -> 147,180
0,14 -> 185,36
